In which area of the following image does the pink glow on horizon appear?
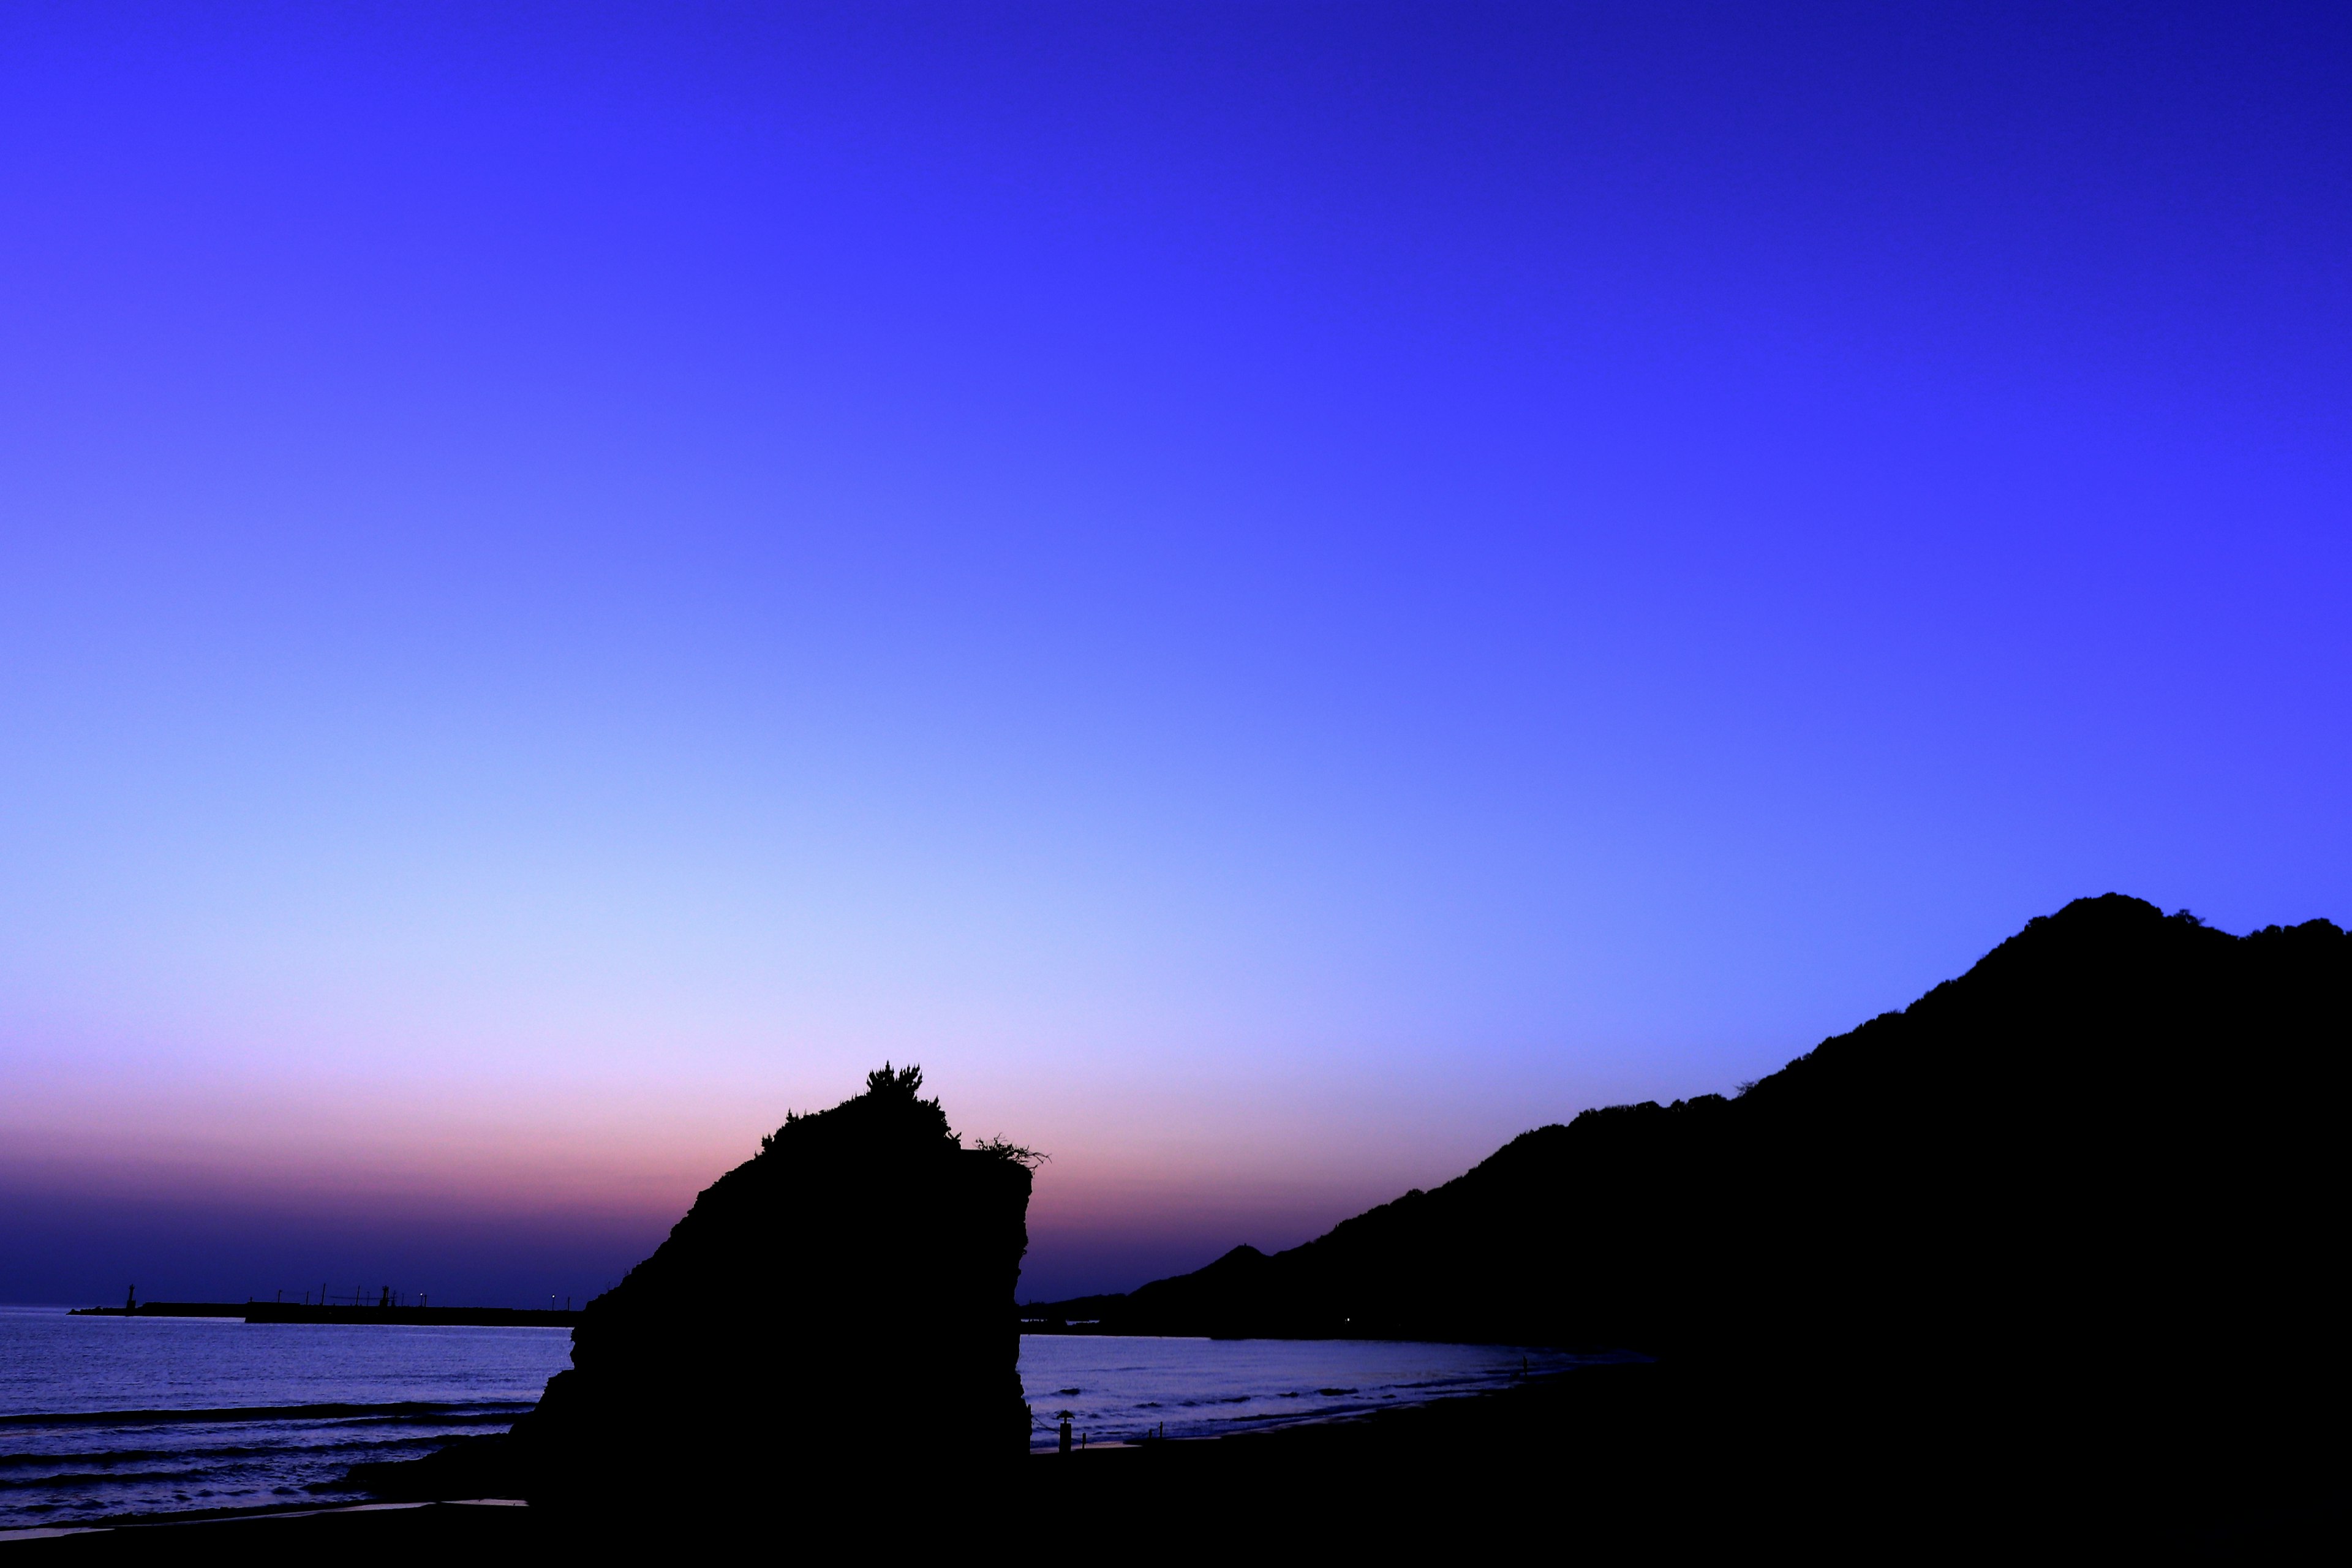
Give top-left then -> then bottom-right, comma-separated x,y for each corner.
1,1044 -> 1523,1302
4,2 -> 2346,1306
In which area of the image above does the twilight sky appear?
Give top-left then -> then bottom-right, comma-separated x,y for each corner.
2,2 -> 2346,1305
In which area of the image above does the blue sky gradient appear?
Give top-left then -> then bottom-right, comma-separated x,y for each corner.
2,2 -> 2346,1302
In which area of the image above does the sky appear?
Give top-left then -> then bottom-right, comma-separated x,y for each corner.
1,2 -> 2346,1306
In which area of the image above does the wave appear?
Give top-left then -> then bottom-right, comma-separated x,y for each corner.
0,1400 -> 537,1429
0,1432 -> 461,1470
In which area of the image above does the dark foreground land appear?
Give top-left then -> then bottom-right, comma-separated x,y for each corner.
13,1364 -> 2339,1561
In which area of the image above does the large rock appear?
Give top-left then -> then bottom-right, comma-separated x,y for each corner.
511,1066 -> 1035,1517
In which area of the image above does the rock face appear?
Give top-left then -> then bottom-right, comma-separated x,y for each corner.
511,1066 -> 1035,1515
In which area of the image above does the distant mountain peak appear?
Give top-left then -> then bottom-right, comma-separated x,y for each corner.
1028,895 -> 2345,1375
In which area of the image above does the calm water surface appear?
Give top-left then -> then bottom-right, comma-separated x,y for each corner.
0,1306 -> 568,1529
0,1306 -> 1619,1528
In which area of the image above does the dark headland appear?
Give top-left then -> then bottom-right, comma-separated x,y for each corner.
22,895 -> 2345,1556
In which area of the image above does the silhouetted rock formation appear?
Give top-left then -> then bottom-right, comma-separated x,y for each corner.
509,1066 -> 1035,1519
1033,896 -> 2347,1523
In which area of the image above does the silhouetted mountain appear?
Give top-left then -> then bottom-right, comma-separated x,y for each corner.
508,1066 -> 1035,1521
1031,896 -> 2346,1513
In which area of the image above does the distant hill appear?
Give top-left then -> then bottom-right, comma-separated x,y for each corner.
1028,895 -> 2345,1498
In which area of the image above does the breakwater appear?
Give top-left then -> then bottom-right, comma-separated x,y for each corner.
69,1303 -> 579,1327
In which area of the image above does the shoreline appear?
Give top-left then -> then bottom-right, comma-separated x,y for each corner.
10,1366 -> 2339,1556
3,1368 -> 1597,1542
0,1499 -> 527,1544
2,1338 -> 1581,1536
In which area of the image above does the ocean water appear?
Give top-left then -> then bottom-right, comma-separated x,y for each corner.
0,1306 -> 1613,1528
0,1306 -> 570,1529
1018,1335 -> 1603,1450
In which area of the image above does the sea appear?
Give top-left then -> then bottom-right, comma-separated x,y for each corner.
0,1305 -> 1605,1529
